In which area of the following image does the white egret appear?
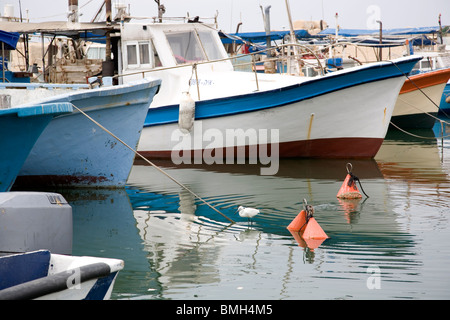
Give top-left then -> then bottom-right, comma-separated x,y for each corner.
236,206 -> 260,225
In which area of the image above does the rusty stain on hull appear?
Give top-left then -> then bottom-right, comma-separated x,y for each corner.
13,175 -> 114,189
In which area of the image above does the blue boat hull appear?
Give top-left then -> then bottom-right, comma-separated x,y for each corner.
15,78 -> 161,188
0,103 -> 73,192
438,82 -> 450,115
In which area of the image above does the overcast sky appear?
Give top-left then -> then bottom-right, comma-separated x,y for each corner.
1,0 -> 448,33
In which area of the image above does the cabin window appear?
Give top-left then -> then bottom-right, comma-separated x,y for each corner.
139,43 -> 150,65
197,31 -> 222,60
86,46 -> 106,60
166,31 -> 205,64
152,41 -> 162,67
125,41 -> 152,69
127,44 -> 138,65
420,59 -> 432,70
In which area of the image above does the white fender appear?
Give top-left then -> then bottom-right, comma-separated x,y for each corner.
178,92 -> 195,133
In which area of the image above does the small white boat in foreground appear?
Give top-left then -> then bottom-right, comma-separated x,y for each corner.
0,191 -> 124,300
0,250 -> 123,300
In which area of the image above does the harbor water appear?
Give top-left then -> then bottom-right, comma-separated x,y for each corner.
51,118 -> 450,300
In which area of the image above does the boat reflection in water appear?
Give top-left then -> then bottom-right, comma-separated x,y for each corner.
53,188 -> 160,299
376,128 -> 447,183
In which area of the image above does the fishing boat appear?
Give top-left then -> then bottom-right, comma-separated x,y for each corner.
1,26 -> 161,188
391,67 -> 450,129
0,78 -> 161,188
409,42 -> 450,116
395,42 -> 450,128
8,78 -> 161,188
116,22 -> 420,160
0,191 -> 124,300
0,102 -> 73,192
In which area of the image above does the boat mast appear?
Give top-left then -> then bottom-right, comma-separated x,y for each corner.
284,0 -> 303,75
154,0 -> 166,23
68,0 -> 79,23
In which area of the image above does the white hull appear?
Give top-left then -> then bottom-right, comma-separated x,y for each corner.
115,23 -> 420,160
138,76 -> 405,159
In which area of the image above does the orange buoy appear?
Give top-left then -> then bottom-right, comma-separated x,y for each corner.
336,173 -> 362,199
302,237 -> 327,250
287,210 -> 307,232
287,199 -> 328,244
336,163 -> 363,199
302,217 -> 328,240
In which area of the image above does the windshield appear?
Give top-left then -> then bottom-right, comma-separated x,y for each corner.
165,29 -> 223,65
197,31 -> 222,61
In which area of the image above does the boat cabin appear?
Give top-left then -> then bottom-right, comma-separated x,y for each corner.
116,22 -> 234,81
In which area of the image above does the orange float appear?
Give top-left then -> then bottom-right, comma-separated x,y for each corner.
336,163 -> 366,199
287,200 -> 328,249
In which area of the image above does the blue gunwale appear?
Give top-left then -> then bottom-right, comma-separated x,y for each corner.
144,56 -> 421,128
0,103 -> 73,117
0,103 -> 74,192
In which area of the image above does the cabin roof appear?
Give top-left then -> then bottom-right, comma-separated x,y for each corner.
0,21 -> 116,37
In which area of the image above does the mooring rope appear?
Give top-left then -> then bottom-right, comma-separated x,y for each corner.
389,120 -> 450,139
69,103 -> 235,224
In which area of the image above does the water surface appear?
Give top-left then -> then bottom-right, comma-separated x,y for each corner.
66,120 -> 450,300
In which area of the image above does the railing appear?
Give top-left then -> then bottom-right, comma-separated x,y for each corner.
111,43 -> 327,100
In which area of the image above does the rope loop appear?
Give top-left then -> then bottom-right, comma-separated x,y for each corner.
346,163 -> 370,198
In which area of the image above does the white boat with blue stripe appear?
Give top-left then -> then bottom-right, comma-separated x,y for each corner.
117,22 -> 421,160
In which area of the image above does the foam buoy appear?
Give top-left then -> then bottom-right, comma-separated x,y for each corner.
287,210 -> 307,232
302,217 -> 328,240
336,163 -> 363,199
287,199 -> 328,242
178,91 -> 195,133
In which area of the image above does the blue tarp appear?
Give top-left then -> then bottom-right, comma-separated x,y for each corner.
220,29 -> 312,44
0,29 -> 20,50
319,26 -> 441,37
